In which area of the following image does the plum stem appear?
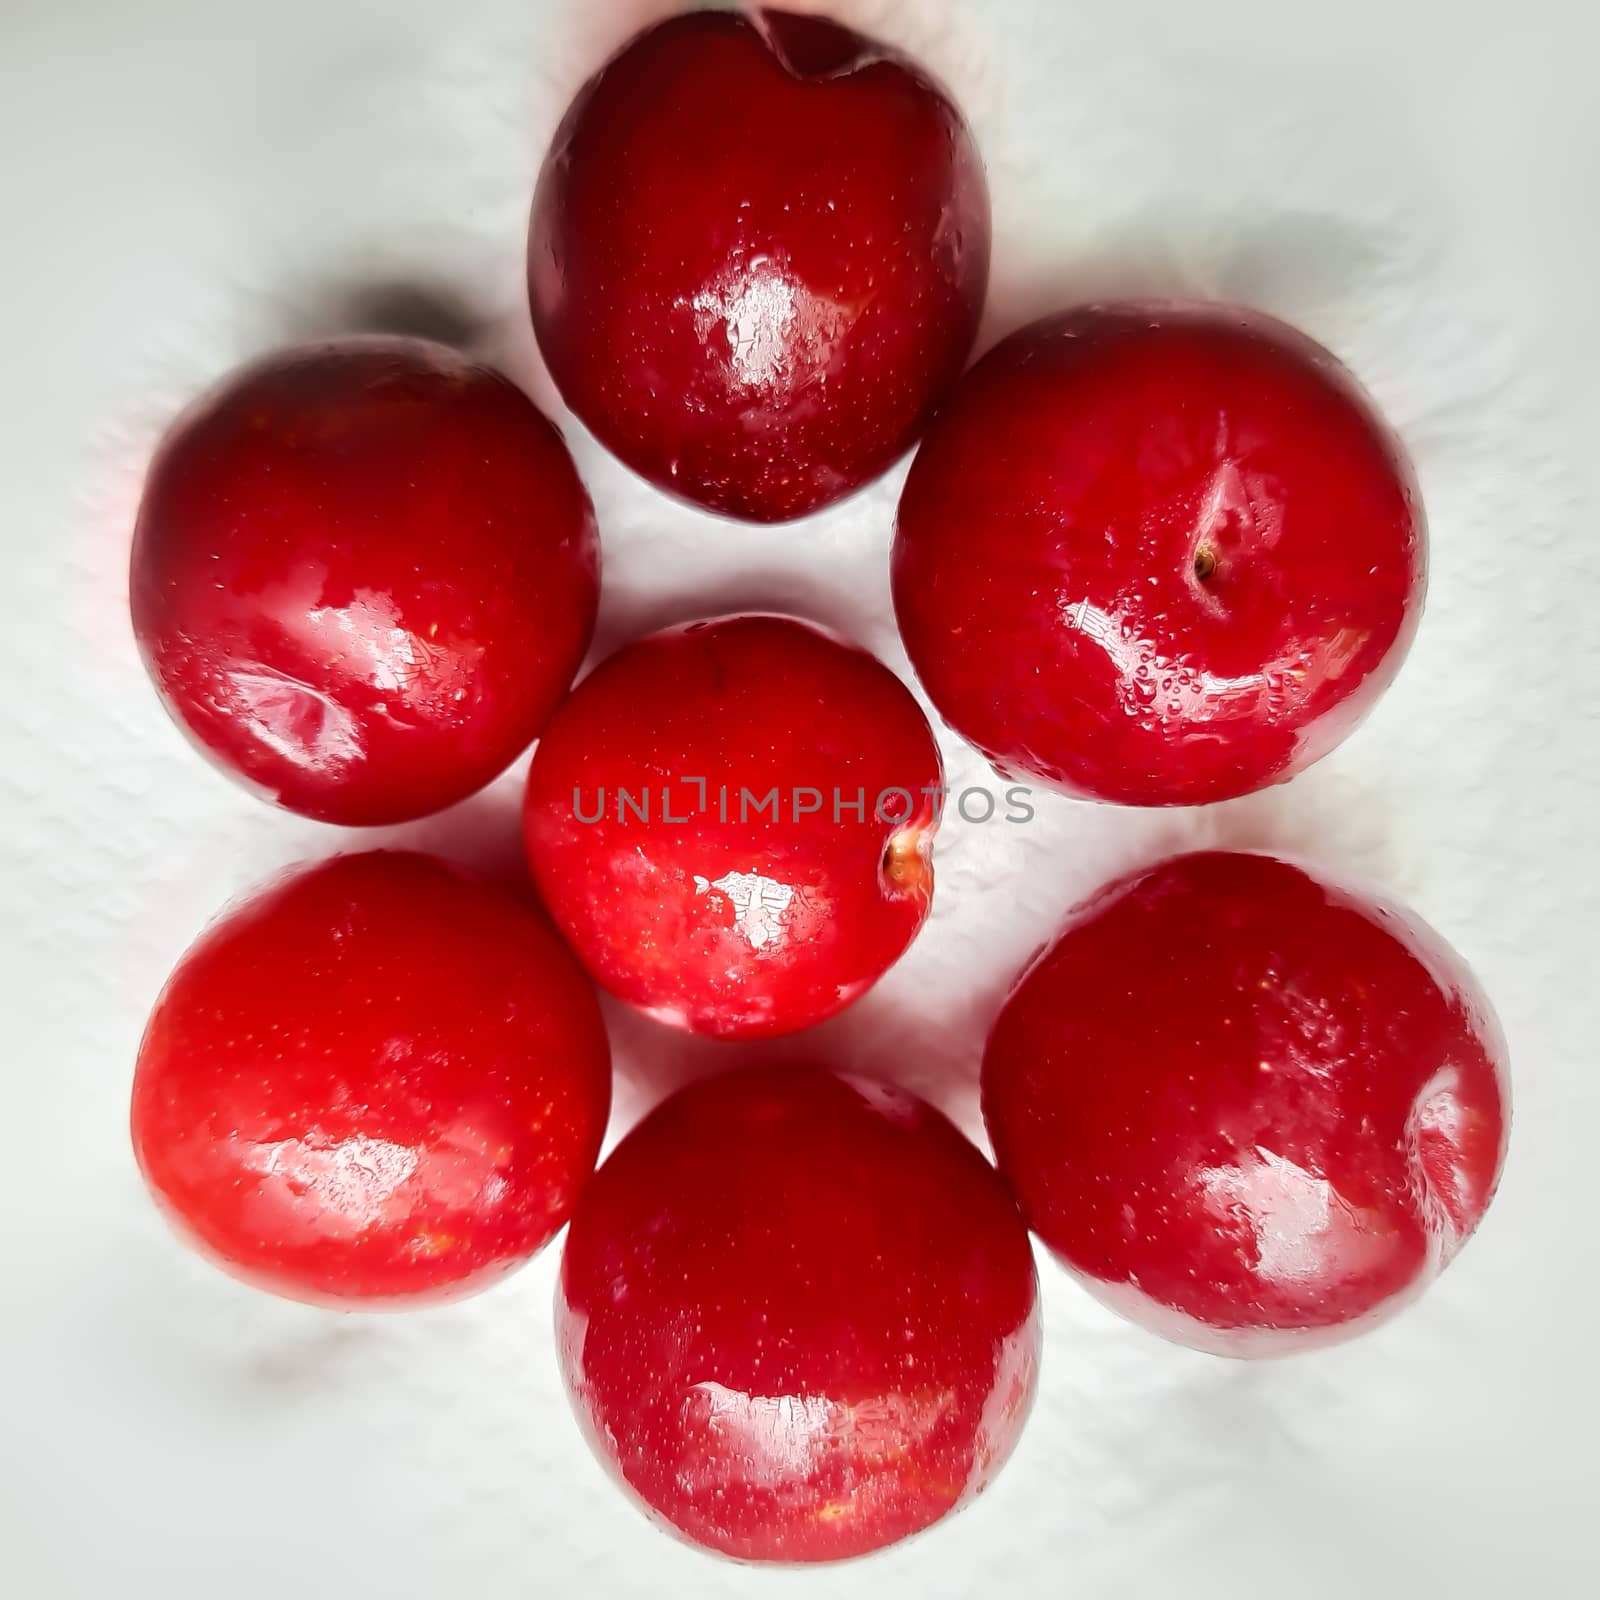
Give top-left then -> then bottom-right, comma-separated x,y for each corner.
881,827 -> 934,903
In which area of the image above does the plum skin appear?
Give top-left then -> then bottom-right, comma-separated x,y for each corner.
523,613 -> 943,1040
130,851 -> 612,1307
529,8 -> 990,522
892,301 -> 1426,806
982,850 -> 1510,1356
130,335 -> 599,826
557,1063 -> 1041,1562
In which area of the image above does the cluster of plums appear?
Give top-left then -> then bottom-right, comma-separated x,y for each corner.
127,8 -> 1510,1566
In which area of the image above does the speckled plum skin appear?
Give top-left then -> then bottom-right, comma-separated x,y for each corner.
130,336 -> 599,825
892,302 -> 1426,805
523,614 -> 942,1039
983,851 -> 1510,1355
558,1064 -> 1040,1562
130,851 -> 611,1307
529,8 -> 989,522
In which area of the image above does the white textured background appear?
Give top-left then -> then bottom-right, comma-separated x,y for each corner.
4,0 -> 1597,1594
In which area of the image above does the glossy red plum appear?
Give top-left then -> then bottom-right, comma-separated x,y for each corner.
893,302 -> 1426,805
983,851 -> 1509,1355
131,851 -> 611,1307
529,9 -> 989,521
523,614 -> 942,1038
558,1064 -> 1040,1561
131,336 -> 599,824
